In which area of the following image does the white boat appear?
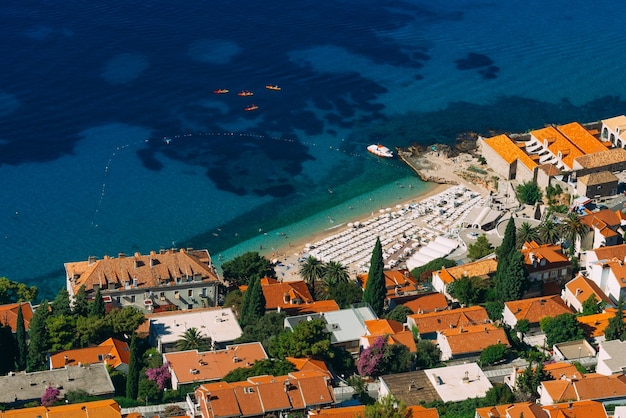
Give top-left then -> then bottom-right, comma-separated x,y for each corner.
367,144 -> 393,158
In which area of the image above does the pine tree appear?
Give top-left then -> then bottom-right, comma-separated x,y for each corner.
27,300 -> 50,372
15,303 -> 27,370
73,285 -> 89,317
363,237 -> 386,316
90,288 -> 106,318
52,288 -> 72,316
126,333 -> 140,400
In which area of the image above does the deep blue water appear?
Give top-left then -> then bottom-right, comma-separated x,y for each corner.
2,1 -> 626,299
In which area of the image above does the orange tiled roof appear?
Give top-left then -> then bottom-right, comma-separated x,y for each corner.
358,270 -> 419,298
197,383 -> 242,417
483,134 -> 538,171
0,302 -> 33,332
164,342 -> 268,385
543,400 -> 607,418
515,362 -> 582,382
605,259 -> 626,288
475,404 -> 510,418
289,370 -> 335,407
565,275 -> 612,306
590,244 -> 626,261
581,210 -> 622,239
49,337 -> 130,369
556,122 -> 608,154
505,295 -> 573,324
286,300 -> 340,315
65,248 -> 220,296
286,357 -> 330,376
543,362 -> 583,381
363,319 -> 417,352
439,323 -> 509,356
407,405 -> 440,418
521,241 -> 569,266
365,318 -> 405,335
577,308 -> 623,338
259,278 -> 314,309
0,399 -> 122,418
309,406 -> 367,417
574,147 -> 626,169
531,126 -> 584,170
407,306 -> 490,335
479,402 -> 546,418
434,258 -> 498,285
401,293 -> 449,314
542,373 -> 626,403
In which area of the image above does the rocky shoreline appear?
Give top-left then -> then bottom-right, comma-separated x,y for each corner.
395,133 -> 498,193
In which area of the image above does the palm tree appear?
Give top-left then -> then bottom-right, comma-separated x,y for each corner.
299,256 -> 325,298
316,261 -> 350,300
560,212 -> 590,257
538,219 -> 560,245
323,261 -> 349,286
516,222 -> 540,248
175,327 -> 211,352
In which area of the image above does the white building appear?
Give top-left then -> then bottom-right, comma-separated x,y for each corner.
597,339 -> 626,376
149,307 -> 242,352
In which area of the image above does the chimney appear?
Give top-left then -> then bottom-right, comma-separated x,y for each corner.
118,253 -> 125,259
150,257 -> 155,268
133,276 -> 138,288
88,256 -> 96,266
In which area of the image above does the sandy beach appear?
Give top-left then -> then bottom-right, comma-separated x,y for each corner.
266,150 -> 494,281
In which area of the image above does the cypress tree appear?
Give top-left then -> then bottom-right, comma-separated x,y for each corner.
363,237 -> 386,316
495,251 -> 528,301
126,333 -> 140,400
240,276 -> 266,328
605,300 -> 626,341
247,276 -> 266,322
73,285 -> 89,317
27,300 -> 50,372
15,303 -> 27,370
239,276 -> 254,326
90,288 -> 106,318
0,324 -> 16,374
497,217 -> 517,259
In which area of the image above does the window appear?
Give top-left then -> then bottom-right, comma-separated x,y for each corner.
188,289 -> 193,297
130,295 -> 136,303
561,268 -> 568,276
174,291 -> 179,299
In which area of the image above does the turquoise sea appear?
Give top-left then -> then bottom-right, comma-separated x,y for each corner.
2,1 -> 626,299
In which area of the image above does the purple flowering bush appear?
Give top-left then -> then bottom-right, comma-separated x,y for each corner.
41,386 -> 60,407
357,336 -> 386,377
146,362 -> 171,390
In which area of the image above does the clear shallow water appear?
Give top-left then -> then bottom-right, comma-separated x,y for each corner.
1,0 -> 626,299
